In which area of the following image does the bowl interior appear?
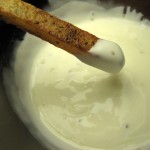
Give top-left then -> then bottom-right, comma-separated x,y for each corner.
0,0 -> 150,150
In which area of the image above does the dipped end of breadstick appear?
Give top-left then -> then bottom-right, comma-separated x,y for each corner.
77,39 -> 125,73
0,0 -> 125,73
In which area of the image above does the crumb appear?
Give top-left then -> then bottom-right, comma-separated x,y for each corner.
111,51 -> 115,56
140,51 -> 144,54
91,11 -> 95,16
125,124 -> 129,129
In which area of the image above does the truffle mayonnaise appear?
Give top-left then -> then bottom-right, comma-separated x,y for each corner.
3,1 -> 150,150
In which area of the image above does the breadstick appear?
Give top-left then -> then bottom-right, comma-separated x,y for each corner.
0,0 -> 125,73
0,0 -> 98,55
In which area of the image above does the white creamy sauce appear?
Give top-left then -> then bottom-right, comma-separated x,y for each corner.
77,39 -> 125,73
3,1 -> 150,150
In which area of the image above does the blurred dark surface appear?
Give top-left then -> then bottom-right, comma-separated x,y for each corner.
0,0 -> 150,150
0,1 -> 48,150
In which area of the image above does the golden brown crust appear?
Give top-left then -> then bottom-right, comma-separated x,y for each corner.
0,0 -> 99,54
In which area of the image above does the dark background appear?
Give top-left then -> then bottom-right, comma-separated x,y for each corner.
0,0 -> 150,150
